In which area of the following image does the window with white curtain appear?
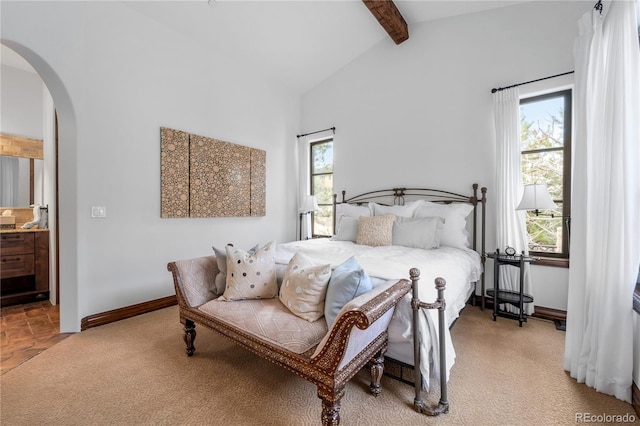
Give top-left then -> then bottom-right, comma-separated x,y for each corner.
520,89 -> 572,258
309,138 -> 333,237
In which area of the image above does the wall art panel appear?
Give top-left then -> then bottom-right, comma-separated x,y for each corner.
160,127 -> 265,218
250,148 -> 266,216
160,127 -> 190,218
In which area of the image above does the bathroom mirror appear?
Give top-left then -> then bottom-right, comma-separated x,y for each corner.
0,134 -> 44,208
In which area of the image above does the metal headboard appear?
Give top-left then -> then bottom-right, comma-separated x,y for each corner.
333,184 -> 487,260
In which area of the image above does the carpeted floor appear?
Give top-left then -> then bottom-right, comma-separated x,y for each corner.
0,305 -> 636,425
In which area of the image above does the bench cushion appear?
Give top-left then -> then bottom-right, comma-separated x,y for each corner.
198,298 -> 328,354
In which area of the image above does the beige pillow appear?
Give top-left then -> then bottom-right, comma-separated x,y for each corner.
279,252 -> 331,322
221,241 -> 277,301
356,214 -> 395,246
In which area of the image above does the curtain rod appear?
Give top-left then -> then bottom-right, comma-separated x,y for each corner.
594,0 -> 603,13
491,71 -> 574,94
296,127 -> 335,138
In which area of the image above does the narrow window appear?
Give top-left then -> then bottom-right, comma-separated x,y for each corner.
520,89 -> 572,258
310,139 -> 333,237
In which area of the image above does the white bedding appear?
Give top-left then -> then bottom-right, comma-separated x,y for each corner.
275,238 -> 482,389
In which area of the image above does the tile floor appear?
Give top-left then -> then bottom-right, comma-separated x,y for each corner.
0,301 -> 70,375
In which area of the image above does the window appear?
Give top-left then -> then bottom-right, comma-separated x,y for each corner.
310,139 -> 334,237
520,89 -> 572,258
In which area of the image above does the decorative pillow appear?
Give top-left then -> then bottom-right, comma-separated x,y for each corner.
279,252 -> 331,322
392,216 -> 443,250
356,214 -> 395,247
220,241 -> 277,301
413,202 -> 474,249
212,243 -> 258,295
324,256 -> 373,328
333,216 -> 359,242
369,200 -> 422,218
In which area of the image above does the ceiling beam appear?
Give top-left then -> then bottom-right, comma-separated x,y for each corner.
361,0 -> 409,45
0,133 -> 44,159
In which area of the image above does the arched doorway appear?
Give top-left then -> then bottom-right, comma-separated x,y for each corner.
1,40 -> 79,333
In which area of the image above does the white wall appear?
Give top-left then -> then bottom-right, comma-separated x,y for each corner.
0,65 -> 43,206
2,1 -> 301,331
302,0 -> 591,311
0,65 -> 42,139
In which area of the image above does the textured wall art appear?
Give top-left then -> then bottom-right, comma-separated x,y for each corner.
160,127 -> 266,218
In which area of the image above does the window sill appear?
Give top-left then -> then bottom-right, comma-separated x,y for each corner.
532,257 -> 569,268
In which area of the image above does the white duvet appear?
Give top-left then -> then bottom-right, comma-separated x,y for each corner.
275,238 -> 482,389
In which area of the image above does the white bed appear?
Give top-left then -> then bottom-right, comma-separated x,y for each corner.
275,185 -> 487,389
275,238 -> 482,387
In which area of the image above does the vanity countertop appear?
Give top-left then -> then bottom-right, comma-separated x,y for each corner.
0,228 -> 49,234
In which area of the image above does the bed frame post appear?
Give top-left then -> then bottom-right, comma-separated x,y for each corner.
410,268 -> 449,416
332,192 -> 342,233
480,186 -> 487,310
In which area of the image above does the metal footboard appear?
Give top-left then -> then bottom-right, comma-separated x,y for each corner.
410,268 -> 449,416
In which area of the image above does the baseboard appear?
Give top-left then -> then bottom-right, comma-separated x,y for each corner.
633,381 -> 640,417
471,296 -> 567,323
80,295 -> 177,331
531,305 -> 567,322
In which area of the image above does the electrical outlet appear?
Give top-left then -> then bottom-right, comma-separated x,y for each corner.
91,206 -> 106,218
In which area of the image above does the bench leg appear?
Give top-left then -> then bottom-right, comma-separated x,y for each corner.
369,349 -> 385,397
319,387 -> 344,426
184,320 -> 196,356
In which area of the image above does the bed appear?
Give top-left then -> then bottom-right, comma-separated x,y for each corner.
274,184 -> 487,390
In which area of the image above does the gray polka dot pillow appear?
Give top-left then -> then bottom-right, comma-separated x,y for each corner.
220,241 -> 277,301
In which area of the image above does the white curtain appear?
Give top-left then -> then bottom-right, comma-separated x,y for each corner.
296,135 -> 311,240
494,87 -> 533,315
564,0 -> 640,404
0,156 -> 20,206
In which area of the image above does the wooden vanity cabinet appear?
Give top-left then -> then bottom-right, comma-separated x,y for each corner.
1,230 -> 49,306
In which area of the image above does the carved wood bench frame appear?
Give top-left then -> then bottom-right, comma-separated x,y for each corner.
168,258 -> 413,425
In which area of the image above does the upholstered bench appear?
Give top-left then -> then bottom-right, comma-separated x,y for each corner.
167,256 -> 412,425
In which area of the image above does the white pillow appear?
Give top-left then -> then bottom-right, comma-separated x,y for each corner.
370,200 -> 422,218
335,203 -> 371,235
333,216 -> 359,242
392,216 -> 443,250
279,252 -> 331,322
413,202 -> 474,249
220,241 -> 278,301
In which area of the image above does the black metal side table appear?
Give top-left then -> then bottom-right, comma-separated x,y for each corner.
486,250 -> 537,327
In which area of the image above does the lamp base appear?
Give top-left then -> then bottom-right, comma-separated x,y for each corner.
299,213 -> 303,241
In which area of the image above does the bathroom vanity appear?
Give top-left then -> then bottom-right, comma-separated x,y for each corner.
0,229 -> 49,306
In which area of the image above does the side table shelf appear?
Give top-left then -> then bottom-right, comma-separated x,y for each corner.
486,250 -> 537,327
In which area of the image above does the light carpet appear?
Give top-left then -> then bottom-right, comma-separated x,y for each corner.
0,305 -> 636,425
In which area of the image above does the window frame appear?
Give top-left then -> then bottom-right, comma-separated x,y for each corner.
309,138 -> 334,238
520,89 -> 572,261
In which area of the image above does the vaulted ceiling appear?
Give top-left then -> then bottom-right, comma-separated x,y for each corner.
2,1 -> 533,94
122,1 -> 530,94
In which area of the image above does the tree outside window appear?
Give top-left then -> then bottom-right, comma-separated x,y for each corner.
520,90 -> 571,258
310,139 -> 333,237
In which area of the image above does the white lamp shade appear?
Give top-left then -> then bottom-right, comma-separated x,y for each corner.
299,195 -> 319,213
517,183 -> 557,211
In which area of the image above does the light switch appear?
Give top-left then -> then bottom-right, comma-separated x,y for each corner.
91,206 -> 106,218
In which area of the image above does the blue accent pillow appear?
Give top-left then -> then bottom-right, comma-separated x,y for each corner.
324,256 -> 373,328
